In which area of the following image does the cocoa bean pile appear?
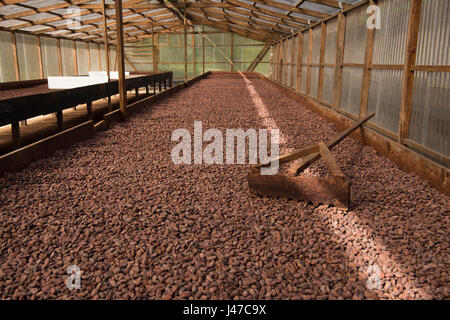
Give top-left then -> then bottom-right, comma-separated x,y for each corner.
0,84 -> 51,100
0,73 -> 448,300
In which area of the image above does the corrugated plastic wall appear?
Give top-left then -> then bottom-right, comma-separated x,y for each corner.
60,39 -> 75,76
323,18 -> 338,105
368,0 -> 411,134
41,37 -> 59,77
16,33 -> 40,80
341,4 -> 368,115
409,0 -> 450,157
268,0 -> 449,165
89,43 -> 100,71
0,31 -> 16,82
76,41 -> 89,76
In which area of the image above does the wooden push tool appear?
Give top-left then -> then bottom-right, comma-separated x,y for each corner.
248,113 -> 375,211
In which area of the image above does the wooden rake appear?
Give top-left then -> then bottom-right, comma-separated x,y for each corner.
248,113 -> 375,211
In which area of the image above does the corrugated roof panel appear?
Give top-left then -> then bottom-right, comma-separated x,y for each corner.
21,12 -> 58,21
21,0 -> 66,9
289,12 -> 321,21
0,5 -> 30,15
254,4 -> 288,15
0,20 -> 27,27
300,1 -> 340,15
79,13 -> 103,21
18,25 -> 50,32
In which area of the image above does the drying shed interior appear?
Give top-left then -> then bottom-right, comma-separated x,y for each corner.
0,0 -> 449,300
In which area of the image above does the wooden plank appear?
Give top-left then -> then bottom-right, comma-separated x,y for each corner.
102,0 -> 111,111
399,0 -> 422,144
332,12 -> 346,110
254,144 -> 319,168
87,101 -> 93,120
152,28 -> 157,71
290,35 -> 296,88
230,32 -> 234,71
412,65 -> 450,72
192,26 -> 196,76
183,2 -> 187,82
11,32 -> 20,81
115,0 -> 127,118
11,122 -> 20,149
56,110 -> 63,131
57,39 -> 63,76
202,25 -> 205,74
306,28 -> 313,95
318,142 -> 344,179
36,35 -> 43,79
73,40 -> 78,76
87,42 -> 91,72
296,33 -> 303,92
317,22 -> 327,101
284,39 -> 288,85
359,0 -> 376,117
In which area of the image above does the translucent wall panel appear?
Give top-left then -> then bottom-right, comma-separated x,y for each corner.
324,18 -> 338,64
311,25 -> 321,64
99,44 -> 106,71
0,31 -> 16,82
89,43 -> 100,71
286,38 -> 292,86
41,37 -> 59,77
76,41 -> 89,75
372,0 -> 410,65
340,67 -> 363,115
310,67 -> 319,98
302,31 -> 309,63
60,39 -> 75,76
110,46 -> 117,71
16,33 -> 40,80
367,69 -> 403,133
409,72 -> 450,157
416,0 -> 450,66
301,68 -> 307,93
322,67 -> 334,104
343,4 -> 367,64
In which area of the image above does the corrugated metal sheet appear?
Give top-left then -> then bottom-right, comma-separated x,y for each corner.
343,4 -> 367,64
0,31 -> 16,82
60,39 -> 75,76
311,25 -> 321,64
367,69 -> 403,134
310,66 -> 319,98
324,17 -> 337,64
89,43 -> 100,71
16,33 -> 40,80
340,67 -> 362,115
41,36 -> 59,77
76,41 -> 89,75
409,71 -> 450,157
322,66 -> 334,105
372,0 -> 410,65
416,0 -> 450,66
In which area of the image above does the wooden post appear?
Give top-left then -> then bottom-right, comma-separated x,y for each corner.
360,0 -> 376,117
306,28 -> 313,95
202,25 -> 205,74
399,0 -> 422,143
183,2 -> 187,83
152,27 -> 157,72
332,12 -> 346,110
230,32 -> 234,71
158,81 -> 162,92
73,41 -> 78,75
87,101 -> 93,120
284,39 -> 289,85
275,43 -> 280,82
11,33 -> 20,81
318,22 -> 327,101
56,111 -> 63,131
290,36 -> 296,88
296,33 -> 303,92
57,39 -> 63,76
36,36 -> 44,79
192,26 -> 196,77
102,0 -> 111,111
115,0 -> 127,118
11,122 -> 20,149
164,80 -> 167,90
